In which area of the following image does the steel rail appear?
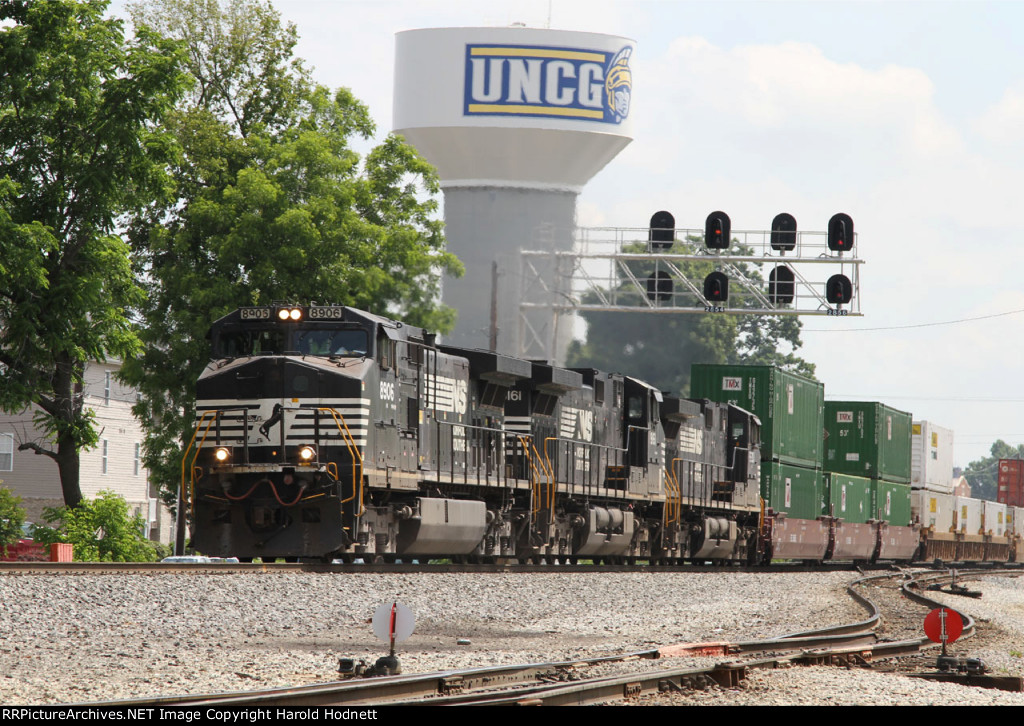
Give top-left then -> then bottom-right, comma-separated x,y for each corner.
74,572 -> 888,709
61,568 -> 1015,708
0,560 -> 960,575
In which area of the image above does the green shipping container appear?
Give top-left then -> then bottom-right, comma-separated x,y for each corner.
691,364 -> 824,468
823,401 -> 912,483
761,462 -> 824,520
871,480 -> 912,527
825,473 -> 873,524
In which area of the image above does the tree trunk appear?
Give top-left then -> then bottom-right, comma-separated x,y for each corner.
52,355 -> 85,508
56,435 -> 83,509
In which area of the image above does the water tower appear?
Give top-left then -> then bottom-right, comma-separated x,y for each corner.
393,26 -> 635,361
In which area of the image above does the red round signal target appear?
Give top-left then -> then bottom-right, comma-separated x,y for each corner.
923,607 -> 963,644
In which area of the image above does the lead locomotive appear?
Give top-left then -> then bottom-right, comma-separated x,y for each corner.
186,305 -> 762,562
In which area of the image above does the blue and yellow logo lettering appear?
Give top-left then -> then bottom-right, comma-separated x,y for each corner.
464,44 -> 632,124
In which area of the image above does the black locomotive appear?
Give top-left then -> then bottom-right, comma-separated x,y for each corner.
185,304 -> 763,562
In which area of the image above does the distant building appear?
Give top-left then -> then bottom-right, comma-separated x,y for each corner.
0,361 -> 172,544
951,475 -> 972,498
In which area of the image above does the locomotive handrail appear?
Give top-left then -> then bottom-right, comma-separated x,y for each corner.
668,458 -> 687,521
540,433 -> 631,497
182,405 -> 367,519
664,467 -> 680,525
542,438 -> 558,510
430,419 -> 521,488
182,405 -> 259,512
316,407 -> 365,517
517,436 -> 549,517
181,410 -> 224,519
668,455 -> 733,512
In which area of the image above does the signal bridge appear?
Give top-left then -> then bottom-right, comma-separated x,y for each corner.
516,212 -> 863,361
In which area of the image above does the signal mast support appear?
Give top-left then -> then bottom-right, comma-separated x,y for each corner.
517,215 -> 864,362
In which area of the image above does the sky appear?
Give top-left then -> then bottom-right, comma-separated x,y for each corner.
113,0 -> 1024,468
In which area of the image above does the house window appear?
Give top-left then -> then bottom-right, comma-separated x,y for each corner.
0,434 -> 12,472
104,371 -> 111,405
134,443 -> 141,476
101,439 -> 109,474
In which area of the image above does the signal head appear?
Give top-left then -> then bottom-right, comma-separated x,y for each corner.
827,213 -> 854,252
771,213 -> 797,252
825,274 -> 853,305
649,211 -> 675,251
704,271 -> 729,302
705,211 -> 731,250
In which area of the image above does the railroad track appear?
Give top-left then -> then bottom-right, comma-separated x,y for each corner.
3,560 -> 1013,576
73,568 -> 1010,708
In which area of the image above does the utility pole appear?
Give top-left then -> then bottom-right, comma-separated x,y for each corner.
489,261 -> 499,352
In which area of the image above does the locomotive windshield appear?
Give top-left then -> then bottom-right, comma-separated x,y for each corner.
294,329 -> 367,357
216,329 -> 286,357
213,324 -> 369,358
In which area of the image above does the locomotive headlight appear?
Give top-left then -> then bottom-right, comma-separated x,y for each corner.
298,445 -> 316,462
277,308 -> 290,320
214,447 -> 231,463
289,308 -> 302,321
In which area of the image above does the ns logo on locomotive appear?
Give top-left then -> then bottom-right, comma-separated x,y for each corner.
185,303 -> 763,563
464,43 -> 632,124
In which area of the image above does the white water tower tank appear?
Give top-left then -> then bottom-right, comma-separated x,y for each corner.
393,26 -> 635,360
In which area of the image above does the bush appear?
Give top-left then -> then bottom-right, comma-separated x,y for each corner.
0,485 -> 26,556
33,491 -> 158,562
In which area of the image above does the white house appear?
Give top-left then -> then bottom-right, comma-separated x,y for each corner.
0,361 -> 173,544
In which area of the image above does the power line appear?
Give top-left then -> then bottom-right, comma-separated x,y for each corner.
826,395 -> 1024,403
805,307 -> 1024,332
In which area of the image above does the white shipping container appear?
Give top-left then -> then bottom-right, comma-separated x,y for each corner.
911,421 -> 955,492
912,488 -> 955,531
954,496 -> 983,534
983,500 -> 1008,536
1010,507 -> 1024,537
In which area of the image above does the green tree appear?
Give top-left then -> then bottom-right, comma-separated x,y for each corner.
33,490 -> 158,562
0,0 -> 186,506
121,0 -> 461,507
567,237 -> 814,395
0,486 -> 26,556
963,440 -> 1024,502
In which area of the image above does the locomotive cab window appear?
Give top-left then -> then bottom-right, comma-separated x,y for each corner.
627,394 -> 644,421
216,328 -> 285,357
295,328 -> 368,357
376,336 -> 397,368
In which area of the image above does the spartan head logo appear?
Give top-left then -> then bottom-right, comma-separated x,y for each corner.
605,46 -> 633,123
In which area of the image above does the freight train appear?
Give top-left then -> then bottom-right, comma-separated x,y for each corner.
182,304 -> 1023,565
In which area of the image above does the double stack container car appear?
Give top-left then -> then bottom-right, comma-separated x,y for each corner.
822,402 -> 917,560
690,364 -> 828,560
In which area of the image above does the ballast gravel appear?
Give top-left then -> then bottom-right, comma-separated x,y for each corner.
0,570 -> 1022,705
